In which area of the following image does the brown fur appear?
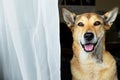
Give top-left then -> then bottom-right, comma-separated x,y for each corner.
62,7 -> 118,80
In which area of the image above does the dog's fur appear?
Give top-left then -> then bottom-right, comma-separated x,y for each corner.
62,7 -> 118,80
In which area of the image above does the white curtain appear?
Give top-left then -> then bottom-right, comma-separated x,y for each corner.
0,0 -> 60,80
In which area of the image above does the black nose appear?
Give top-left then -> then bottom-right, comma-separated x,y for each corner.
84,32 -> 94,41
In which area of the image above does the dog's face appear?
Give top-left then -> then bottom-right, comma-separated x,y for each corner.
62,7 -> 118,53
72,13 -> 104,52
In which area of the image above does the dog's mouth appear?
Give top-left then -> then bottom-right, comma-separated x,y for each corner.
81,42 -> 97,52
80,31 -> 104,52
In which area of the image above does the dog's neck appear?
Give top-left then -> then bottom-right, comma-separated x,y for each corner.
94,35 -> 106,63
93,41 -> 104,63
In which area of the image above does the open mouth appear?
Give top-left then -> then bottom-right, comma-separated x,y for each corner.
81,42 -> 97,52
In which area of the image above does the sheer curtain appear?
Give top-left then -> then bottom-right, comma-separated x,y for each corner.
0,0 -> 60,80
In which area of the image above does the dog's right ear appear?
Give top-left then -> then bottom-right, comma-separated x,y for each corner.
62,8 -> 76,29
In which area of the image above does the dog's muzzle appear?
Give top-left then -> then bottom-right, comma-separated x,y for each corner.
81,32 -> 97,52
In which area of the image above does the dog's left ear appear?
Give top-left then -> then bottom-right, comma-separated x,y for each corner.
103,7 -> 119,30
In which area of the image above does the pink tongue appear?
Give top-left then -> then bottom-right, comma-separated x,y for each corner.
84,44 -> 94,51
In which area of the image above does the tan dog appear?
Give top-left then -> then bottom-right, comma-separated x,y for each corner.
62,7 -> 118,80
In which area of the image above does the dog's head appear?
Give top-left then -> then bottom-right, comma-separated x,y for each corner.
62,7 -> 118,53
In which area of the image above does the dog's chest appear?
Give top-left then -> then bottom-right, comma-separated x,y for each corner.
79,52 -> 106,79
80,62 -> 105,80
80,62 -> 105,76
71,56 -> 107,80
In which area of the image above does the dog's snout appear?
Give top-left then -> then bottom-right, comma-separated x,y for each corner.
84,32 -> 94,41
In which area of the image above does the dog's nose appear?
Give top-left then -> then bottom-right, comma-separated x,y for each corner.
84,32 -> 94,41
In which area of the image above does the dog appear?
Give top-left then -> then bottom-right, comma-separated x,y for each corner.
62,7 -> 118,80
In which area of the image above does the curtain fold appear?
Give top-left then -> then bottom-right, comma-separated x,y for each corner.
0,0 -> 60,80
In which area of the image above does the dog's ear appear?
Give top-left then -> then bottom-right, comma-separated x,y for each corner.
62,8 -> 76,29
103,7 -> 119,30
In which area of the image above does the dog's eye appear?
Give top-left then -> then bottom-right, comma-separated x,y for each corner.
94,21 -> 101,26
78,22 -> 84,27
